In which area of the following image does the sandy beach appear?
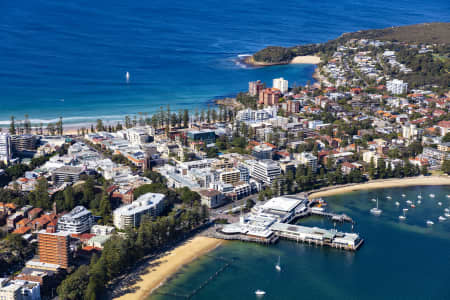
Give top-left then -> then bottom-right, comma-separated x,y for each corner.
290,55 -> 321,64
114,236 -> 223,300
309,176 -> 450,198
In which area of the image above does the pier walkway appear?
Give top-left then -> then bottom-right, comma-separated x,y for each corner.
308,209 -> 354,223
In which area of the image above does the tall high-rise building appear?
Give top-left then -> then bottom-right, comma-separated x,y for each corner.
259,88 -> 281,106
248,80 -> 264,96
0,133 -> 12,165
273,77 -> 289,94
38,230 -> 71,269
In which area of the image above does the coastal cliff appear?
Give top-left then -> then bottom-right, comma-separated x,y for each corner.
248,22 -> 450,66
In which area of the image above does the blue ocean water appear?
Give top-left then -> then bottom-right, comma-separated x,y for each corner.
1,0 -> 449,126
151,186 -> 450,300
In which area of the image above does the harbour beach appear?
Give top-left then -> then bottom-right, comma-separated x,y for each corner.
116,176 -> 450,299
309,175 -> 450,198
114,236 -> 223,300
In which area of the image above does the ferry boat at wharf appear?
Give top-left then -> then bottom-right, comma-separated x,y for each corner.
211,195 -> 363,251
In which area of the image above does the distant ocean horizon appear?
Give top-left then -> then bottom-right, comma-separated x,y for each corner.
1,0 -> 449,127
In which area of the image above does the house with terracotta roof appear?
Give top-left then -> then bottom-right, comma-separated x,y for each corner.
409,157 -> 429,167
433,109 -> 446,118
16,218 -> 31,229
13,226 -> 32,235
341,162 -> 359,175
437,120 -> 450,135
28,208 -> 43,220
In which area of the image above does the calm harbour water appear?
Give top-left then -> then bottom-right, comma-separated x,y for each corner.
150,186 -> 450,300
1,0 -> 449,126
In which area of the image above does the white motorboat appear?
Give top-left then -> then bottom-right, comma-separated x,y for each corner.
386,196 -> 392,200
395,201 -> 400,206
438,216 -> 447,222
403,208 -> 409,212
444,213 -> 450,218
444,208 -> 450,213
417,193 -> 422,199
438,202 -> 442,206
406,200 -> 412,205
399,210 -> 406,220
429,194 -> 435,198
401,194 -> 406,197
126,71 -> 130,82
417,200 -> 421,204
255,290 -> 266,296
426,220 -> 434,226
447,195 -> 450,198
371,198 -> 377,202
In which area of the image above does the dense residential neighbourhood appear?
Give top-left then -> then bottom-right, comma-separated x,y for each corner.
1,31 -> 449,300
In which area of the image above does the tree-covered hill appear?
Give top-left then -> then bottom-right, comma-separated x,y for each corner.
251,22 -> 450,64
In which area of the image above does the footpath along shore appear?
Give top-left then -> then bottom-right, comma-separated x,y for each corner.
113,236 -> 223,300
308,176 -> 450,198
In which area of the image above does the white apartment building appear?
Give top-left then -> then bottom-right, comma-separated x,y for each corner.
57,206 -> 95,234
90,225 -> 115,236
0,133 -> 12,165
0,278 -> 41,300
362,151 -> 382,168
402,123 -> 423,140
236,107 -> 277,123
296,152 -> 318,171
387,79 -> 408,95
250,160 -> 281,184
126,128 -> 149,145
273,77 -> 288,94
113,193 -> 165,229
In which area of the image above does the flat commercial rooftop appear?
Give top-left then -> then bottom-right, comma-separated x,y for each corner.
262,196 -> 302,213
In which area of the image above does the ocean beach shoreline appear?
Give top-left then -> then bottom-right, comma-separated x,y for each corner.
112,236 -> 223,300
308,176 -> 450,198
244,55 -> 321,67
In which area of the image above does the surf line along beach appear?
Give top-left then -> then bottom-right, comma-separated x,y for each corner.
113,236 -> 223,300
308,176 -> 450,198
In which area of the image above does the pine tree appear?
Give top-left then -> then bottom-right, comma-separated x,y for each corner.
64,185 -> 75,210
183,109 -> 189,128
99,186 -> 112,224
211,109 -> 217,123
82,176 -> 95,207
206,105 -> 211,123
9,116 -> 16,135
35,177 -> 50,209
96,119 -> 104,132
421,164 -> 428,176
368,157 -> 376,179
24,114 -> 31,134
58,116 -> 63,135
